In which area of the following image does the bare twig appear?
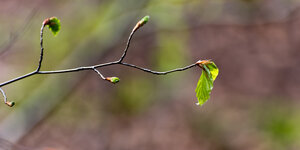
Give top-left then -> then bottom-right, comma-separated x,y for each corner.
0,16 -> 198,106
118,16 -> 149,63
93,68 -> 106,80
118,27 -> 137,63
0,88 -> 14,107
36,24 -> 46,72
119,62 -> 197,75
0,88 -> 7,104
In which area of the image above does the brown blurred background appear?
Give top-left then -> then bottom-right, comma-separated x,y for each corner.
0,0 -> 300,150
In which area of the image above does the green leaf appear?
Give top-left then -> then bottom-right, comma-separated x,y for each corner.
206,62 -> 218,80
46,17 -> 61,36
195,61 -> 219,106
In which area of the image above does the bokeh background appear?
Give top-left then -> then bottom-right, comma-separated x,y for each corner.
0,0 -> 300,150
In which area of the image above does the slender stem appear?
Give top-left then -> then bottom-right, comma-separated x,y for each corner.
118,16 -> 149,63
119,62 -> 198,75
0,88 -> 7,104
36,24 -> 45,72
118,28 -> 138,62
0,71 -> 36,87
93,68 -> 106,80
36,62 -> 197,75
37,61 -> 119,74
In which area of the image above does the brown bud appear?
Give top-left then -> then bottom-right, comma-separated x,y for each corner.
105,77 -> 120,84
43,17 -> 57,25
133,16 -> 150,32
196,60 -> 212,68
43,18 -> 51,25
5,101 -> 15,107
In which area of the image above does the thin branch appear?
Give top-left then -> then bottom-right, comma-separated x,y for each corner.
118,16 -> 149,63
36,24 -> 45,72
119,62 -> 198,75
0,71 -> 36,87
37,61 -> 119,74
92,68 -> 119,84
118,24 -> 138,63
36,62 -> 198,75
0,87 -> 14,107
0,88 -> 7,104
0,16 -> 199,107
93,68 -> 106,80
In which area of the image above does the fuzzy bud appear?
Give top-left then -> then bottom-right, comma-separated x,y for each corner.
133,16 -> 150,31
106,77 -> 120,84
5,101 -> 15,107
196,60 -> 212,68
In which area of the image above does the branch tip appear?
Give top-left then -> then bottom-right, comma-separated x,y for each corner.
196,60 -> 213,69
133,15 -> 150,32
105,77 -> 120,84
5,101 -> 15,107
43,17 -> 61,36
43,16 -> 58,25
43,18 -> 51,26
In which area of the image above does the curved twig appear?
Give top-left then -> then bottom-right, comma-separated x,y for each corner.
36,24 -> 45,72
0,88 -> 14,107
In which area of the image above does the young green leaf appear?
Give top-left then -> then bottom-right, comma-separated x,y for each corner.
195,60 -> 219,106
44,17 -> 61,36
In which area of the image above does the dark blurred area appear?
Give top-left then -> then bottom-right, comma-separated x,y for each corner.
0,0 -> 300,150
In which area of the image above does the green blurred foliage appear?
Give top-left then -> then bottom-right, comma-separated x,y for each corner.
152,33 -> 188,86
255,101 -> 300,149
110,77 -> 154,115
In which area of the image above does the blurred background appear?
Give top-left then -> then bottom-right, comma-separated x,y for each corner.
0,0 -> 300,149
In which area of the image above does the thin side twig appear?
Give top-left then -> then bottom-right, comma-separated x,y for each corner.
0,87 -> 14,107
36,24 -> 45,72
0,88 -> 7,104
118,29 -> 137,63
93,68 -> 106,80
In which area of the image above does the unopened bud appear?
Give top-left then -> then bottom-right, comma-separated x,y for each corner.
106,77 -> 120,84
43,18 -> 51,26
5,101 -> 15,107
133,16 -> 150,31
139,16 -> 150,26
196,60 -> 212,68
